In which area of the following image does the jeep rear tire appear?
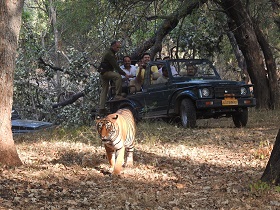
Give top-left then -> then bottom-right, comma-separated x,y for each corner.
180,98 -> 196,128
117,102 -> 139,123
232,108 -> 248,128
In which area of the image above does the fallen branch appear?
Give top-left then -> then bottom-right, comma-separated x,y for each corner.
52,92 -> 85,108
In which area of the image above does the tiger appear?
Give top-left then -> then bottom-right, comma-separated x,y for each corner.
95,108 -> 136,175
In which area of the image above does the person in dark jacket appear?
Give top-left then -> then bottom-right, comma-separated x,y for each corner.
98,41 -> 129,115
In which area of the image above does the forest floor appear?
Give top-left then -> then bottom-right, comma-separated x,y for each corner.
1,109 -> 280,210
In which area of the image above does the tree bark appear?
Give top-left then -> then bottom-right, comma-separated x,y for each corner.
49,0 -> 62,91
226,30 -> 249,84
261,129 -> 280,185
253,25 -> 280,109
0,0 -> 24,166
218,0 -> 271,109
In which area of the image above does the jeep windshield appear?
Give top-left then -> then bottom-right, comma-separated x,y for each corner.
167,59 -> 221,80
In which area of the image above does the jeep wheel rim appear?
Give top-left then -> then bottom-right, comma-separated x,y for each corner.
180,104 -> 188,126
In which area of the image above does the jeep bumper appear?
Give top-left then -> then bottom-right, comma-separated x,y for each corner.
196,98 -> 256,109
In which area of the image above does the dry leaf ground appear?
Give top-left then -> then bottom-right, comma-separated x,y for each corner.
1,109 -> 280,209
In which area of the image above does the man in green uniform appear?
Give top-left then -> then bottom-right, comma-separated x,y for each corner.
98,41 -> 129,115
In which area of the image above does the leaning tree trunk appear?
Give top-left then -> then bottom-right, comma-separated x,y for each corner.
219,0 -> 271,109
261,129 -> 280,185
254,25 -> 279,109
0,0 -> 24,166
226,30 -> 249,84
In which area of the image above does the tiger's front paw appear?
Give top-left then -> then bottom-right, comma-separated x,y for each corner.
124,161 -> 133,168
112,170 -> 122,177
124,156 -> 133,167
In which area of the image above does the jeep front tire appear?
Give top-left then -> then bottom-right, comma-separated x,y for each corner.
232,108 -> 248,128
180,98 -> 196,128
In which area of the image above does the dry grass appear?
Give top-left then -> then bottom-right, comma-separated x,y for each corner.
1,108 -> 280,209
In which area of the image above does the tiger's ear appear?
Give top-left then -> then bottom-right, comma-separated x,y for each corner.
112,114 -> 118,120
96,115 -> 101,120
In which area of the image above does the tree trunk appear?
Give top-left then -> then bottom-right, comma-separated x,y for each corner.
0,0 -> 24,166
49,0 -> 62,91
218,0 -> 271,109
226,30 -> 249,84
254,25 -> 280,109
261,129 -> 280,185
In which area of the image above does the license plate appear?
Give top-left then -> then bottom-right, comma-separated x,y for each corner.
222,99 -> 238,106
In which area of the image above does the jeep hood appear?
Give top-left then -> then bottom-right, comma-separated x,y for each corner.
175,79 -> 246,87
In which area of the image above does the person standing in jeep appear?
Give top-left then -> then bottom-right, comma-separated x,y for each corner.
98,41 -> 129,116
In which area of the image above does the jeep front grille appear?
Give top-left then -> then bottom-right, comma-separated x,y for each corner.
214,86 -> 240,98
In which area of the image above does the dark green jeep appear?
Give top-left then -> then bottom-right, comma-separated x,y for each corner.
106,59 -> 256,128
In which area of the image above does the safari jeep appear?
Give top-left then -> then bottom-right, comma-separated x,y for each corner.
106,59 -> 256,128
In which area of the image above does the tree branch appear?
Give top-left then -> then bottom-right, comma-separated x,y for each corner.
130,0 -> 208,60
38,57 -> 64,72
52,91 -> 85,109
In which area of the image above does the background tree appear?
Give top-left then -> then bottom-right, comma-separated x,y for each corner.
261,129 -> 280,185
0,0 -> 24,166
13,0 -> 279,127
215,0 -> 279,109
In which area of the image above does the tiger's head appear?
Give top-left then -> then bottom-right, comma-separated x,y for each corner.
95,114 -> 119,143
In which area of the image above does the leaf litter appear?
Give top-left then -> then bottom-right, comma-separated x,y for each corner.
1,114 -> 280,210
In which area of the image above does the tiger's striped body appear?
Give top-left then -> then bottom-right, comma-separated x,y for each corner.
96,109 -> 136,175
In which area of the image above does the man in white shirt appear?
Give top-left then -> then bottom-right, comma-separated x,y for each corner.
120,56 -> 137,81
120,56 -> 137,93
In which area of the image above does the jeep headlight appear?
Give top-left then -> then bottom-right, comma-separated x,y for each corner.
201,88 -> 210,97
241,87 -> 247,96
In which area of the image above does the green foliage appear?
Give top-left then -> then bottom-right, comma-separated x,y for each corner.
250,0 -> 280,60
16,3 -> 101,124
22,125 -> 100,145
136,120 -> 164,144
136,120 -> 189,145
57,0 -> 122,52
250,180 -> 271,195
275,185 -> 280,193
169,3 -> 226,58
